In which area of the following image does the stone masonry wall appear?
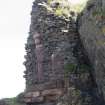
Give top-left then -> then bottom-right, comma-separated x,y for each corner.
23,0 -> 105,105
24,0 -> 78,91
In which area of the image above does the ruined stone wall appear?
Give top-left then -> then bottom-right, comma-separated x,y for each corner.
23,0 -> 105,105
79,0 -> 105,100
24,0 -> 78,91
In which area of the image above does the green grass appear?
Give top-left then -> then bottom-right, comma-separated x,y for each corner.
0,97 -> 25,105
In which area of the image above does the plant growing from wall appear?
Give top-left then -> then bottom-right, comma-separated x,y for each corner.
38,0 -> 86,19
102,26 -> 105,34
64,63 -> 77,88
92,8 -> 105,20
38,0 -> 71,19
64,63 -> 77,76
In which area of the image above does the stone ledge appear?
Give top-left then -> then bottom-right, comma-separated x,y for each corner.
23,96 -> 44,103
24,91 -> 40,98
23,88 -> 65,103
41,88 -> 64,96
26,80 -> 64,92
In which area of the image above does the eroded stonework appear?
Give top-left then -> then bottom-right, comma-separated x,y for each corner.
23,0 -> 105,105
79,0 -> 105,101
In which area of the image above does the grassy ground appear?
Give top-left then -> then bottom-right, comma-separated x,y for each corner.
0,97 -> 25,105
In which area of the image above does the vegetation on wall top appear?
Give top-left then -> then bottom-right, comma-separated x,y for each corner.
38,0 -> 88,19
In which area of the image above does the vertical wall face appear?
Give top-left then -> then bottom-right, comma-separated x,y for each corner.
33,32 -> 44,82
79,0 -> 105,99
23,0 -> 105,105
24,0 -> 78,91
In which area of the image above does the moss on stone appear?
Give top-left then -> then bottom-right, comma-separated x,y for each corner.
64,63 -> 77,75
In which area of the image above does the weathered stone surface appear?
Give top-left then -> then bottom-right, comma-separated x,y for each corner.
26,81 -> 61,92
24,96 -> 44,103
23,98 -> 32,103
33,92 -> 40,98
24,91 -> 40,98
23,0 -> 105,105
79,0 -> 105,102
41,89 -> 64,96
31,97 -> 44,103
24,0 -> 78,91
44,95 -> 58,102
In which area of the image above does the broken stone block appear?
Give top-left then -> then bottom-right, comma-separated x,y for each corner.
41,89 -> 64,96
33,91 -> 40,97
45,95 -> 58,102
24,96 -> 44,103
31,96 -> 44,103
24,92 -> 32,98
24,91 -> 40,98
23,98 -> 32,103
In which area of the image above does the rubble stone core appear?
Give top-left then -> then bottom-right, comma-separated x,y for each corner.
23,0 -> 105,105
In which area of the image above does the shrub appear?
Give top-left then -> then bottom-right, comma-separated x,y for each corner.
38,0 -> 87,19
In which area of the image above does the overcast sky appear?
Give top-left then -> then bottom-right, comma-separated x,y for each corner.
0,0 -> 34,99
0,0 -> 87,99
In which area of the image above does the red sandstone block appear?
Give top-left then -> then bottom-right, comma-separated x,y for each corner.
23,96 -> 44,103
24,91 -> 40,98
45,95 -> 58,102
32,91 -> 40,97
23,98 -> 32,103
31,96 -> 44,103
24,92 -> 32,98
41,88 -> 64,96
